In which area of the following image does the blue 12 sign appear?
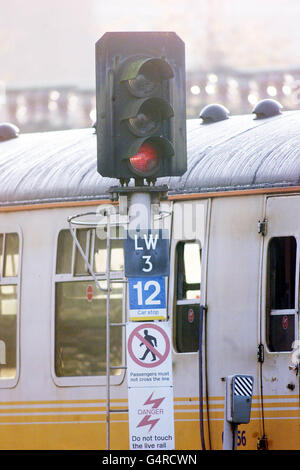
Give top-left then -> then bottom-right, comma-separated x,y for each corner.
128,276 -> 167,321
124,230 -> 169,321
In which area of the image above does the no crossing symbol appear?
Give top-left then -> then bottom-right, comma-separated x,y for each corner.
127,323 -> 171,368
126,321 -> 174,446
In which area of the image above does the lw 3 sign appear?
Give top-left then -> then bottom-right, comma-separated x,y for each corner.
124,229 -> 169,278
125,229 -> 169,321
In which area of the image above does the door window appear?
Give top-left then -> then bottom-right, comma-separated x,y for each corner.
175,241 -> 201,353
266,236 -> 297,352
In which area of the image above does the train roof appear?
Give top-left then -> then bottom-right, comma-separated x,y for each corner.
0,110 -> 300,207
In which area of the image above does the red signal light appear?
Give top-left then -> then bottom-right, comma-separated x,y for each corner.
129,142 -> 159,175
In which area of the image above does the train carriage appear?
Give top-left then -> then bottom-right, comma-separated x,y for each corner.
0,108 -> 299,450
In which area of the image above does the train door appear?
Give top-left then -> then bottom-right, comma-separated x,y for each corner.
261,195 -> 300,449
169,198 -> 210,450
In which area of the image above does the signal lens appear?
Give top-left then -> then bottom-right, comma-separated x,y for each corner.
129,143 -> 159,175
128,103 -> 161,136
128,73 -> 159,98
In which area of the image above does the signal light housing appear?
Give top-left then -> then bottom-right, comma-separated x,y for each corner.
95,32 -> 187,183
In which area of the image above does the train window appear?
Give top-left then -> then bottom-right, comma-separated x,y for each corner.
110,240 -> 124,272
0,232 -> 20,382
56,229 -> 125,275
176,241 -> 201,300
3,233 -> 19,278
0,286 -> 17,379
266,236 -> 297,352
55,282 -> 122,377
175,241 -> 201,353
54,228 -> 124,378
56,230 -> 73,274
94,237 -> 124,273
74,229 -> 90,275
94,236 -> 107,273
0,234 -> 3,271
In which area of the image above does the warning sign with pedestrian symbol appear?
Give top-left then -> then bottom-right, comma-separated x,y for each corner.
126,322 -> 173,388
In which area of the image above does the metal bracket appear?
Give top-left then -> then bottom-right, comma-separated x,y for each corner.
257,343 -> 264,363
258,218 -> 267,236
109,184 -> 169,203
257,434 -> 268,450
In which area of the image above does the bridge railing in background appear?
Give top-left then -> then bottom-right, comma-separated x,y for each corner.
186,68 -> 300,117
0,68 -> 300,132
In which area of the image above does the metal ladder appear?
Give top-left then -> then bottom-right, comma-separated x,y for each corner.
68,205 -> 172,449
104,216 -> 128,450
68,211 -> 128,450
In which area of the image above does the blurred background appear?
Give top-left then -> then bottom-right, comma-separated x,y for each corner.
0,0 -> 300,132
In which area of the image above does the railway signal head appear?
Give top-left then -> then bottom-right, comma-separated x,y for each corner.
95,32 -> 187,184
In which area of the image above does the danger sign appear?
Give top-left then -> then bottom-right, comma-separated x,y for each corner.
128,387 -> 175,450
126,322 -> 173,388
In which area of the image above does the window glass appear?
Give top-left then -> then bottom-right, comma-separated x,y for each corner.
55,227 -> 125,378
175,241 -> 201,353
55,281 -> 123,377
94,236 -> 107,273
56,230 -> 73,274
0,234 -> 3,272
0,232 -> 19,382
176,241 -> 201,300
4,233 -> 19,277
111,239 -> 124,271
268,315 -> 295,353
175,304 -> 200,353
94,237 -> 124,273
56,228 -> 125,276
267,236 -> 297,352
0,285 -> 17,379
268,237 -> 296,310
74,229 -> 89,275
184,242 -> 201,299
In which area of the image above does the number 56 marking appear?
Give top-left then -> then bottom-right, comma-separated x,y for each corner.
237,430 -> 246,447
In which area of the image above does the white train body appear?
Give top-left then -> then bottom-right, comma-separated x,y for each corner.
0,113 -> 299,450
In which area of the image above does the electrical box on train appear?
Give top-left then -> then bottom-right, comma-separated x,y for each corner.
226,374 -> 254,424
95,32 -> 187,183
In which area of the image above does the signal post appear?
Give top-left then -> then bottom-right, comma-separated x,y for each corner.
95,31 -> 187,450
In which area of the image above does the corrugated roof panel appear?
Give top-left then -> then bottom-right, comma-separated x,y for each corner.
0,111 -> 299,206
